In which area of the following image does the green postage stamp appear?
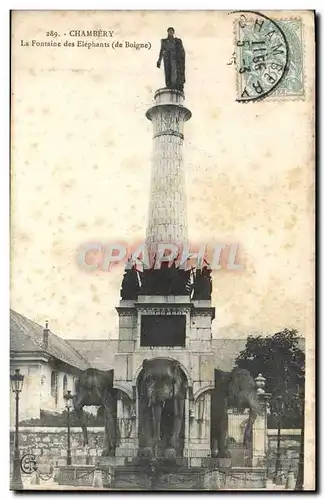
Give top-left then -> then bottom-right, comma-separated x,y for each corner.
235,13 -> 305,101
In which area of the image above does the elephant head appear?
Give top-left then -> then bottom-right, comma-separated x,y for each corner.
73,368 -> 117,457
138,358 -> 187,457
142,358 -> 185,404
222,368 -> 261,413
211,367 -> 261,459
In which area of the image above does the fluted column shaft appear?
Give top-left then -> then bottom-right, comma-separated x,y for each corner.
145,88 -> 191,249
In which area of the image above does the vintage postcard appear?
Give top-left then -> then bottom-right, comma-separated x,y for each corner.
10,10 -> 315,491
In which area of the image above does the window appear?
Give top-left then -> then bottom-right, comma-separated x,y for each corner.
63,374 -> 68,396
140,315 -> 186,347
51,371 -> 58,405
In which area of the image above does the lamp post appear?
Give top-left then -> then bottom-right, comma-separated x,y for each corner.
252,374 -> 271,468
255,373 -> 266,394
295,370 -> 305,490
64,390 -> 73,466
274,394 -> 284,485
10,368 -> 24,490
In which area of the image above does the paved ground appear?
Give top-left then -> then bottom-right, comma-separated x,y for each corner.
21,481 -> 288,491
21,478 -> 109,491
19,473 -> 289,491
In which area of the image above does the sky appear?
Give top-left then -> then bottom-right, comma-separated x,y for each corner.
10,10 -> 314,340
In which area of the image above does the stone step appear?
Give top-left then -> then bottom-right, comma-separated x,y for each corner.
98,457 -> 126,467
128,456 -> 191,468
113,465 -> 207,490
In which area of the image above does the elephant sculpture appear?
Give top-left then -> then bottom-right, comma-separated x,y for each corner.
73,368 -> 118,456
138,358 -> 187,458
211,368 -> 261,459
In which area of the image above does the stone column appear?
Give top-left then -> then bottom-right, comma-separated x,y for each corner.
183,387 -> 190,457
115,392 -> 138,458
115,393 -> 124,457
252,373 -> 271,467
145,88 -> 191,249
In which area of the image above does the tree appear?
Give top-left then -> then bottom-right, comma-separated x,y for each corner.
235,329 -> 305,429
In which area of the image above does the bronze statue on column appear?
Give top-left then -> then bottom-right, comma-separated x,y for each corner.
157,27 -> 186,92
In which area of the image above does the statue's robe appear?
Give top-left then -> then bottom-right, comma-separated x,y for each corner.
159,37 -> 185,91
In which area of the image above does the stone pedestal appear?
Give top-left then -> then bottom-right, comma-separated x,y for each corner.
252,392 -> 271,467
186,390 -> 211,459
115,391 -> 137,458
114,294 -> 216,459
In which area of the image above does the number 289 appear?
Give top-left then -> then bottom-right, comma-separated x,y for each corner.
46,31 -> 59,38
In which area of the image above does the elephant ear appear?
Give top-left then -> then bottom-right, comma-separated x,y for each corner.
105,369 -> 114,387
171,359 -> 180,372
214,369 -> 230,392
142,359 -> 150,371
171,360 -> 181,378
171,360 -> 188,389
228,368 -> 259,408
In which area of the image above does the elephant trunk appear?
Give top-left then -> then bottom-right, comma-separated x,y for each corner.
243,408 -> 258,448
151,403 -> 163,457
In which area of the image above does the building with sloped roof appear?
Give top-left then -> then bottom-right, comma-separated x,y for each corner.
10,309 -> 90,422
10,308 -> 305,428
10,309 -> 251,425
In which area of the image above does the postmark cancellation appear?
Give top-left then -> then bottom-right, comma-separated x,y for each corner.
234,13 -> 305,102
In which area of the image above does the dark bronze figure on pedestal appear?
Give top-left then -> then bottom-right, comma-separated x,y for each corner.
193,265 -> 212,300
121,262 -> 140,300
157,27 -> 186,92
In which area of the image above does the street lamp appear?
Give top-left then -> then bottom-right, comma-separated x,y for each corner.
10,368 -> 24,490
274,394 -> 284,485
64,390 -> 73,466
295,371 -> 305,490
255,373 -> 266,394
